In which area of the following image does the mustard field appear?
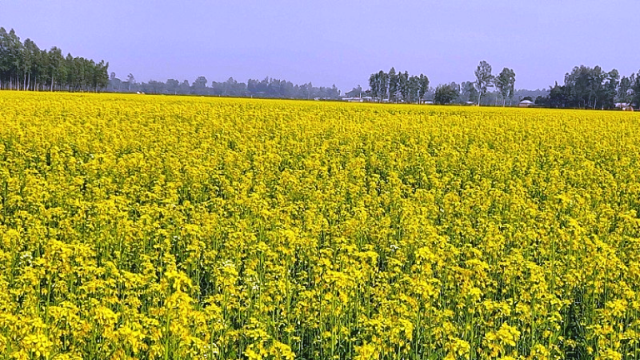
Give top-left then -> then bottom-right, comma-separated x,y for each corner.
1,92 -> 640,359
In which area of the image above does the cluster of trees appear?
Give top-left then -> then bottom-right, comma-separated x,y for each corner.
432,62 -> 517,105
367,68 -> 430,103
367,62 -> 517,106
0,28 -> 109,91
108,74 -> 341,99
535,66 -> 640,109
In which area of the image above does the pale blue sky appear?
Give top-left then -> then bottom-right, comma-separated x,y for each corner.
2,0 -> 638,91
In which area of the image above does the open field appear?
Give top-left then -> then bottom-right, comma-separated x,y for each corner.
1,92 -> 640,359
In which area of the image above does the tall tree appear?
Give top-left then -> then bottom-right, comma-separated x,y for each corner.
127,73 -> 135,91
495,68 -> 516,106
631,72 -> 640,108
92,60 -> 109,92
47,47 -> 64,91
601,69 -> 619,109
369,73 -> 379,101
418,74 -> 429,103
618,76 -> 632,104
460,81 -> 478,104
388,67 -> 398,102
166,79 -> 180,94
193,76 -> 208,94
408,75 -> 420,103
434,83 -> 460,104
179,80 -> 191,94
378,70 -> 388,102
398,71 -> 409,102
588,66 -> 606,109
474,61 -> 494,105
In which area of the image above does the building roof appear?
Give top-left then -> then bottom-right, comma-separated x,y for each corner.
519,100 -> 534,104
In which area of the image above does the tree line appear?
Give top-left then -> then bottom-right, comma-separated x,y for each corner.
368,68 -> 430,103
108,73 -> 342,100
535,66 -> 640,109
368,61 -> 640,109
367,62 -> 517,106
5,27 -> 639,108
0,28 -> 109,92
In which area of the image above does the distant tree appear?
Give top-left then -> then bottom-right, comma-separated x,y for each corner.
109,74 -> 122,92
398,71 -> 409,102
632,72 -> 640,108
92,60 -> 109,92
47,46 -> 64,91
345,85 -> 363,98
192,76 -> 208,94
143,80 -> 165,94
547,83 -> 567,107
495,68 -> 516,106
601,69 -> 619,109
618,76 -> 632,103
166,79 -> 180,94
65,54 -> 75,90
179,80 -> 191,94
300,82 -> 312,99
127,73 -> 135,91
369,73 -> 379,100
418,74 -> 429,102
474,61 -> 494,105
378,71 -> 388,102
388,67 -> 398,102
588,66 -> 606,109
223,77 -> 246,96
22,38 -> 40,90
434,83 -> 460,104
408,75 -> 420,103
460,81 -> 478,104
535,83 -> 568,108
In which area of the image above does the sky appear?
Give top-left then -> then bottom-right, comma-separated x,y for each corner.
2,0 -> 639,92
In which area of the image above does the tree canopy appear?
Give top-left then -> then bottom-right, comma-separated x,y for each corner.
109,75 -> 341,99
0,28 -> 109,91
368,68 -> 429,103
535,65 -> 639,109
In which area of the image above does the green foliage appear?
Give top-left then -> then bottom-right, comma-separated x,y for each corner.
0,27 -> 109,91
434,83 -> 459,104
368,69 -> 429,103
495,68 -> 516,106
474,60 -> 494,105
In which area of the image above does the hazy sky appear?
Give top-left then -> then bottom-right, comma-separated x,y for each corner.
2,0 -> 639,92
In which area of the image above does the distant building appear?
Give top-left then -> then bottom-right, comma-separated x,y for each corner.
616,103 -> 634,111
342,96 -> 374,103
519,100 -> 534,107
